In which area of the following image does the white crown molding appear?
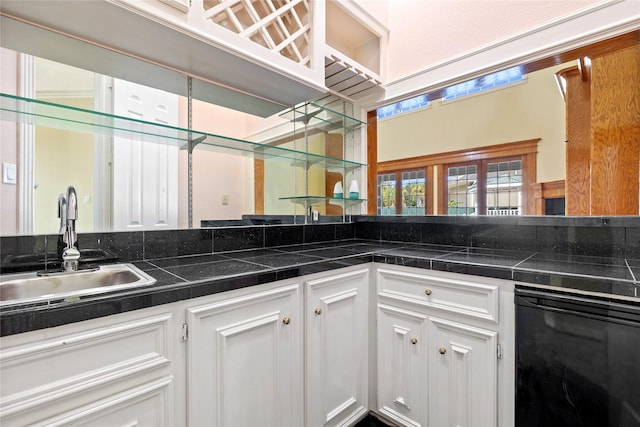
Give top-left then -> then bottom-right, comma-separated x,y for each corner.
379,0 -> 640,107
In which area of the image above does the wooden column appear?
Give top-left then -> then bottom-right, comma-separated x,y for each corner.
325,133 -> 344,215
590,45 -> 640,215
560,66 -> 591,215
254,159 -> 264,214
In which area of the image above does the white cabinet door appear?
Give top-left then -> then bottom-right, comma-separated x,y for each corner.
428,316 -> 498,427
305,268 -> 369,427
377,302 -> 428,427
186,283 -> 303,427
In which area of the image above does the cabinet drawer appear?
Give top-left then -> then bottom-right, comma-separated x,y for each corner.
376,267 -> 500,323
0,311 -> 172,423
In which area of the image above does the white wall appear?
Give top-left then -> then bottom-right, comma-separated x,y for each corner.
34,98 -> 95,235
0,48 -> 18,235
178,98 -> 255,227
355,0 -> 599,83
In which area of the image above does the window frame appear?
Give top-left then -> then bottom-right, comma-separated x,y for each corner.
444,156 -> 524,216
376,168 -> 433,215
376,139 -> 539,215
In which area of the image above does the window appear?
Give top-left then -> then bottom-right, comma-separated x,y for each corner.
377,173 -> 396,215
445,157 -> 523,216
375,139 -> 538,216
485,159 -> 522,215
401,170 -> 426,215
447,164 -> 478,215
377,169 -> 426,215
377,94 -> 429,119
376,66 -> 524,120
443,66 -> 525,101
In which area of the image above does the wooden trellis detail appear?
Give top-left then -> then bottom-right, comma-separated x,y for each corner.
203,0 -> 311,67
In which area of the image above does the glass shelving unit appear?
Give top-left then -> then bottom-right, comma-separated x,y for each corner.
0,93 -> 367,170
272,100 -> 367,222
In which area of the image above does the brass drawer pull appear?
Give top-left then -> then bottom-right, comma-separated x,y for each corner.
282,317 -> 291,325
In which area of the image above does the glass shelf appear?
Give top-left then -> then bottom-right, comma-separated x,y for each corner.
0,93 -> 367,170
279,102 -> 366,132
280,196 -> 367,206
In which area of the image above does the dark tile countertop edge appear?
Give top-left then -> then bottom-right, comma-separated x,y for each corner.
1,240 -> 639,337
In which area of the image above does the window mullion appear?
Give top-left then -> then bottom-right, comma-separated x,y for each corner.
478,160 -> 487,215
395,171 -> 402,215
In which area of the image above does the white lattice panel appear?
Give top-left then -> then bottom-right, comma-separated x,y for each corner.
203,0 -> 311,67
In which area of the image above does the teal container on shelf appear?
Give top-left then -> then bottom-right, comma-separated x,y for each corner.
333,181 -> 343,198
349,180 -> 359,199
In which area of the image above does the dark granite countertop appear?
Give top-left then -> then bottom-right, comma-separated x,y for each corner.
1,239 -> 639,337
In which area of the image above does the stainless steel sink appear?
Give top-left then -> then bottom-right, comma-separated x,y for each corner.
0,264 -> 157,305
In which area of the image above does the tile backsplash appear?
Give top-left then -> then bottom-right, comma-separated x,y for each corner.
2,215 -> 639,274
0,223 -> 355,273
353,215 -> 639,259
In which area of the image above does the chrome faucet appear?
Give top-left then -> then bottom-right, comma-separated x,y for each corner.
58,186 -> 80,272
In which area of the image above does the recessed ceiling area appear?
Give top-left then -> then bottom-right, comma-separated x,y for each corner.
326,1 -> 380,75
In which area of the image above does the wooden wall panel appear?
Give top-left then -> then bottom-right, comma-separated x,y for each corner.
523,151 -> 537,215
367,110 -> 378,215
563,67 -> 591,215
325,134 -> 344,215
590,45 -> 640,215
254,159 -> 264,214
426,165 -> 434,215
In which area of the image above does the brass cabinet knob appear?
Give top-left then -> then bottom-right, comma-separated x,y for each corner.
410,338 -> 417,345
314,308 -> 322,315
282,317 -> 291,325
425,289 -> 433,296
438,347 -> 447,355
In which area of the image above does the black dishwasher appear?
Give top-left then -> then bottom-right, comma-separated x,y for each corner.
515,287 -> 640,427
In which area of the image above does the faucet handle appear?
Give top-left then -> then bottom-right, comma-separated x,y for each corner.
66,186 -> 78,220
57,194 -> 66,218
57,194 -> 67,234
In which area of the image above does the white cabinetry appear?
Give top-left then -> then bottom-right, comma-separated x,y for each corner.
428,316 -> 497,427
0,306 -> 177,427
377,302 -> 428,426
0,264 -> 514,427
375,265 -> 514,427
305,267 -> 369,427
185,282 -> 303,427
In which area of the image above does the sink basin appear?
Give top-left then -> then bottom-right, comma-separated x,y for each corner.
1,249 -> 118,273
0,264 -> 156,306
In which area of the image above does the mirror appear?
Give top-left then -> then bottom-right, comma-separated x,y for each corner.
0,50 -> 309,236
2,29 -> 637,236
1,48 -> 362,236
374,31 -> 639,217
